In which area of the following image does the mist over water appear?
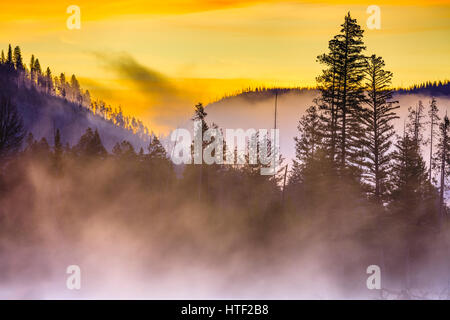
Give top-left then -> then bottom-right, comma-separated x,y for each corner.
1,151 -> 449,299
0,1 -> 449,301
0,83 -> 449,300
0,91 -> 450,299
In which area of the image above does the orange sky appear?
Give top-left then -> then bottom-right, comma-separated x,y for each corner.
1,0 -> 449,132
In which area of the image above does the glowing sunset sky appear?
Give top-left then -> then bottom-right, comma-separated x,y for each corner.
1,0 -> 449,131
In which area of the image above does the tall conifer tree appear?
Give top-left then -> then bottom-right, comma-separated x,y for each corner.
428,98 -> 440,181
360,55 -> 399,201
316,13 -> 366,174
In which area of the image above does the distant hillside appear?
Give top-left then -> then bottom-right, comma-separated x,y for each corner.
0,45 -> 151,151
395,80 -> 450,96
211,81 -> 450,105
204,84 -> 450,166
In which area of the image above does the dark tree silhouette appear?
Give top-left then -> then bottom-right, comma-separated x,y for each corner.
73,128 -> 107,158
13,46 -> 24,71
428,97 -> 440,181
112,140 -> 136,160
29,54 -> 35,82
147,136 -> 167,160
291,105 -> 324,183
0,97 -> 25,159
53,128 -> 63,174
391,115 -> 429,216
316,13 -> 366,174
316,38 -> 340,162
360,55 -> 399,201
6,44 -> 13,68
435,115 -> 449,222
45,67 -> 54,94
407,100 -> 427,146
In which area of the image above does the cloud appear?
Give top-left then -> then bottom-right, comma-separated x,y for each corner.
93,52 -> 194,131
94,52 -> 177,96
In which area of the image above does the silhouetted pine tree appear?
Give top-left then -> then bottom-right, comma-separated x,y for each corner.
288,105 -> 334,212
112,140 -> 136,160
70,74 -> 81,104
25,132 -> 35,151
191,103 -> 209,200
33,137 -> 51,160
316,39 -> 341,162
316,13 -> 366,175
407,101 -> 427,147
147,136 -> 167,160
73,128 -> 107,158
33,59 -> 41,74
360,55 -> 399,202
192,103 -> 208,136
148,136 -> 171,164
29,54 -> 35,82
13,46 -> 24,72
291,106 -> 324,182
53,128 -> 63,174
59,73 -> 66,98
45,67 -> 54,94
34,59 -> 43,86
0,97 -> 25,160
391,121 -> 429,216
428,97 -> 440,182
6,45 -> 13,70
435,115 -> 449,222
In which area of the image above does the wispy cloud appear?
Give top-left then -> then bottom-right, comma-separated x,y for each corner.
94,52 -> 176,95
93,52 -> 193,131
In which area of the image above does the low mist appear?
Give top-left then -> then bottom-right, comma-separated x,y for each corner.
0,144 -> 449,299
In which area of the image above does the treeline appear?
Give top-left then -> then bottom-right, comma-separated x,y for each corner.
0,44 -> 151,141
0,13 -> 449,297
280,14 -> 449,295
213,78 -> 449,106
0,14 -> 448,223
0,88 -> 280,211
397,80 -> 450,95
0,100 -> 283,252
287,13 -> 449,229
213,86 -> 315,104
